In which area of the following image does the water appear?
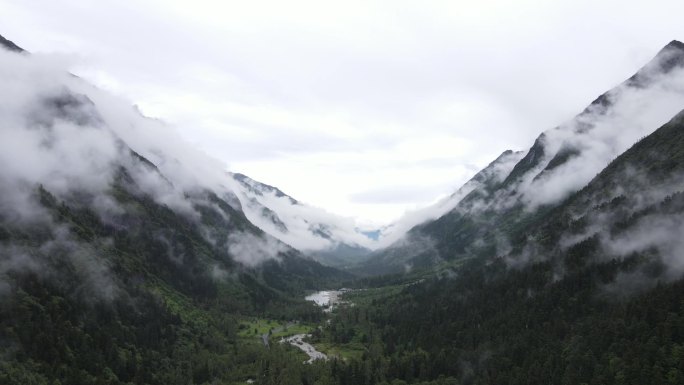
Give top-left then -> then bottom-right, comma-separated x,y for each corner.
305,290 -> 336,307
281,334 -> 327,363
306,289 -> 349,312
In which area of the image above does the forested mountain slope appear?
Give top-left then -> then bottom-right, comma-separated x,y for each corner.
5,30 -> 684,385
360,40 -> 684,275
321,107 -> 684,385
0,34 -> 348,384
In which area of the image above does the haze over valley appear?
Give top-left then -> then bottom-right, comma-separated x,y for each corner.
3,2 -> 684,384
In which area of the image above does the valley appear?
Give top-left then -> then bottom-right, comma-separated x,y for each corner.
2,28 -> 684,385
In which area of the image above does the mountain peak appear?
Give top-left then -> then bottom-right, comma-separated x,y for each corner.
231,172 -> 299,204
628,39 -> 684,86
653,39 -> 684,66
664,39 -> 684,51
0,34 -> 25,53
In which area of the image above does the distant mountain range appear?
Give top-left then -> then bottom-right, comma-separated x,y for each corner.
227,172 -> 377,267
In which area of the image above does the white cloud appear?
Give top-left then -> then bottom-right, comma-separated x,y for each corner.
0,46 -> 288,268
227,231 -> 287,267
3,0 -> 684,227
228,174 -> 377,252
377,149 -> 524,247
520,63 -> 684,208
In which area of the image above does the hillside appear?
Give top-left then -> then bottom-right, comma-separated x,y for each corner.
321,105 -> 684,385
355,149 -> 524,275
0,35 -> 350,384
360,39 -> 684,275
228,172 -> 376,267
4,29 -> 684,385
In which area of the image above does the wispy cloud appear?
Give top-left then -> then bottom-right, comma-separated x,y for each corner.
0,46 -> 285,268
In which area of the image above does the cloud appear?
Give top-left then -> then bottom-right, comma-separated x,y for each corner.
519,63 -> 684,208
227,231 -> 287,267
0,45 -> 286,269
4,1 -> 684,270
377,149 -> 524,248
373,44 -> 684,270
350,185 -> 453,205
228,174 -> 377,252
0,50 -> 121,223
0,226 -> 119,302
513,156 -> 684,291
7,0 -> 684,223
606,214 -> 684,275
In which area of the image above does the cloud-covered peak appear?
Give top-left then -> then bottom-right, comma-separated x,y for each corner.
227,172 -> 378,256
375,149 -> 525,249
664,39 -> 684,50
486,39 -> 684,210
362,38 -> 684,274
232,172 -> 298,205
0,42 -> 299,269
627,39 -> 684,87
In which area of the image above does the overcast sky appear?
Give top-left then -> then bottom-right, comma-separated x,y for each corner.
2,0 -> 684,225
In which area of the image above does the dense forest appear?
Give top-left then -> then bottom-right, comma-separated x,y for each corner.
3,107 -> 684,385
3,31 -> 684,385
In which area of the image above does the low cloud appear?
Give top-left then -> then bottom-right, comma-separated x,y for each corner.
0,225 -> 119,302
375,43 -> 684,278
350,184 -> 454,205
518,50 -> 684,209
606,215 -> 684,275
377,149 -> 524,248
0,45 -> 286,271
228,174 -> 378,252
227,231 -> 287,267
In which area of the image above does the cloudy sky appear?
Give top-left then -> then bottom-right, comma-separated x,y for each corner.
2,0 -> 684,225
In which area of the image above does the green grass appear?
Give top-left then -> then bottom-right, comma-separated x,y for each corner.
237,318 -> 281,337
312,341 -> 365,361
237,318 -> 314,339
341,285 -> 405,306
271,322 -> 312,338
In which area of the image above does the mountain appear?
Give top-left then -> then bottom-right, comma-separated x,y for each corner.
228,172 -> 377,267
0,34 -> 347,289
6,30 -> 684,385
0,35 -> 350,384
360,39 -> 684,275
318,45 -> 684,384
355,149 -> 525,274
347,103 -> 684,385
0,35 -> 23,52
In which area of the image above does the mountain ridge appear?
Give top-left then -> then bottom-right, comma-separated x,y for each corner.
3,31 -> 684,385
359,39 -> 684,274
0,34 -> 24,52
228,172 -> 378,267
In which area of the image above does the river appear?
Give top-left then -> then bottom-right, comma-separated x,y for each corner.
277,289 -> 349,363
280,334 -> 327,363
276,289 -> 349,364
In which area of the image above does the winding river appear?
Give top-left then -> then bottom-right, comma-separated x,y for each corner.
275,290 -> 350,363
280,334 -> 327,363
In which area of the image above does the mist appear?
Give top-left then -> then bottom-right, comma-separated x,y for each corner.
0,44 -> 287,271
369,41 -> 684,277
227,173 -> 378,252
376,149 -> 524,248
